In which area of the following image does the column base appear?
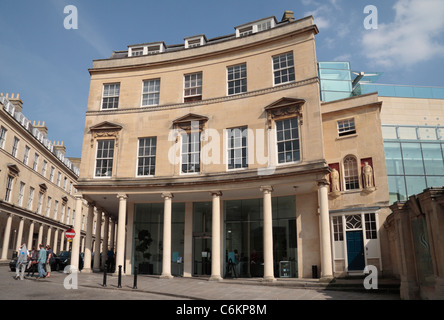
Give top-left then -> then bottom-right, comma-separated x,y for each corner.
262,276 -> 276,282
160,274 -> 174,279
82,268 -> 93,274
209,275 -> 222,282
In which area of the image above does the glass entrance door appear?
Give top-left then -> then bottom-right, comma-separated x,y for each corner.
193,202 -> 212,276
193,236 -> 211,276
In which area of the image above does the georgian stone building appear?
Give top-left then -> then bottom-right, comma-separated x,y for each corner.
74,11 -> 390,280
0,93 -> 106,271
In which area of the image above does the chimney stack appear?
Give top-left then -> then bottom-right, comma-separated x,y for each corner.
1,93 -> 23,113
281,10 -> 295,23
54,141 -> 66,157
33,121 -> 48,138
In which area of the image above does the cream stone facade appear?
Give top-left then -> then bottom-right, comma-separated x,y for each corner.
0,94 -> 108,270
74,12 -> 390,280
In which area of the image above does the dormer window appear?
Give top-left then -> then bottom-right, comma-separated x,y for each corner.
132,48 -> 144,56
185,35 -> 207,49
235,17 -> 276,38
128,42 -> 166,57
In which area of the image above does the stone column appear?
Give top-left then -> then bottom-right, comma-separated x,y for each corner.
261,186 -> 275,282
46,227 -> 52,247
101,213 -> 109,270
210,191 -> 223,281
183,202 -> 193,277
115,194 -> 128,274
53,229 -> 59,254
15,217 -> 24,250
1,214 -> 13,261
318,181 -> 333,279
93,209 -> 102,272
110,219 -> 116,251
161,192 -> 174,279
60,231 -> 65,252
70,195 -> 83,273
37,223 -> 43,247
27,221 -> 35,250
83,203 -> 95,273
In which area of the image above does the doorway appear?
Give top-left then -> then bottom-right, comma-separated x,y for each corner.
346,230 -> 365,271
193,202 -> 212,276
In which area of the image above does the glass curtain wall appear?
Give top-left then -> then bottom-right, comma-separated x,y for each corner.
133,203 -> 184,275
224,196 -> 297,278
383,125 -> 444,204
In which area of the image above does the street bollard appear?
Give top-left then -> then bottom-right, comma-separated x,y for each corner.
133,266 -> 138,290
102,264 -> 107,287
117,265 -> 122,288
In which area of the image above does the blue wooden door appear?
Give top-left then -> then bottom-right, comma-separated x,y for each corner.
346,231 -> 365,270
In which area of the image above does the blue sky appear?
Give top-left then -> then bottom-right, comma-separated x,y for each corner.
0,0 -> 443,158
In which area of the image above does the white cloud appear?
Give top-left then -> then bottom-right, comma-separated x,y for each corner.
361,0 -> 444,67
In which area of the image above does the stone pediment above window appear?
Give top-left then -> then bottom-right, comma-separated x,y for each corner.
7,164 -> 20,177
264,97 -> 305,129
89,121 -> 123,148
39,183 -> 48,192
173,113 -> 208,132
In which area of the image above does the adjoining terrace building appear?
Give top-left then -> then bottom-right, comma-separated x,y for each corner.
318,62 -> 444,298
0,94 -> 109,272
75,11 -> 391,280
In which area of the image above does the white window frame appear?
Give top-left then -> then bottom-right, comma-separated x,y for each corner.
337,118 -> 357,137
184,72 -> 203,102
46,196 -> 52,217
37,192 -> 43,214
227,64 -> 247,96
180,131 -> 201,174
23,146 -> 30,165
33,153 -> 39,171
18,181 -> 25,206
272,52 -> 295,86
27,187 -> 35,211
53,200 -> 59,220
42,160 -> 47,177
101,83 -> 120,110
343,155 -> 360,190
141,79 -> 160,107
275,117 -> 301,164
49,166 -> 55,182
5,175 -> 14,202
137,137 -> 157,177
12,136 -> 19,158
0,126 -> 7,149
226,126 -> 248,170
94,139 -> 115,178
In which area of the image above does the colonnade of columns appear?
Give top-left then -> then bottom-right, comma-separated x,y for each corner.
2,182 -> 333,280
0,213 -> 74,261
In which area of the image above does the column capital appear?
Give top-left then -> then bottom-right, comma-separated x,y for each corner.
316,178 -> 330,187
260,185 -> 274,193
74,194 -> 83,201
210,191 -> 223,197
161,192 -> 174,200
116,193 -> 128,200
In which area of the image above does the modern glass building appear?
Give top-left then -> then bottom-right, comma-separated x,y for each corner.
319,61 -> 444,204
383,125 -> 444,204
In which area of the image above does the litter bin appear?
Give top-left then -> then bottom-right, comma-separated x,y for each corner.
312,265 -> 318,279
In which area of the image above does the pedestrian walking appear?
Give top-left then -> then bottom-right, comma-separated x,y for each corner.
45,245 -> 54,278
14,244 -> 28,280
36,244 -> 47,280
26,246 -> 38,277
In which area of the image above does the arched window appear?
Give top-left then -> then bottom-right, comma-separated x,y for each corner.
343,156 -> 360,190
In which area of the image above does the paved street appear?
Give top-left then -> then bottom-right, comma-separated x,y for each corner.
0,265 -> 399,301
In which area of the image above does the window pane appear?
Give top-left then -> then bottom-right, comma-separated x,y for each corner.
405,176 -> 427,196
421,143 -> 444,175
401,143 -> 425,175
384,142 -> 404,175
